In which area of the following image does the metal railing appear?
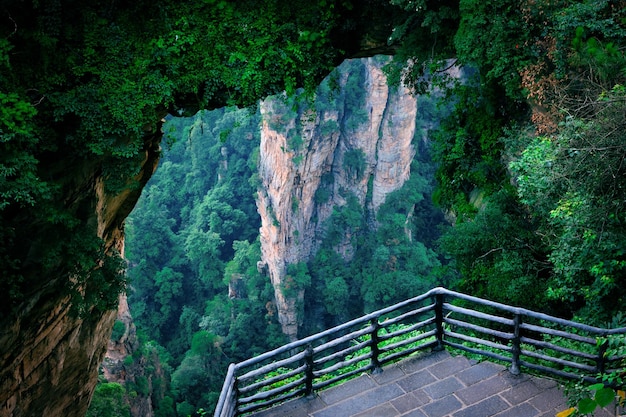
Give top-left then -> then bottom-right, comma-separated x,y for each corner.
214,287 -> 626,417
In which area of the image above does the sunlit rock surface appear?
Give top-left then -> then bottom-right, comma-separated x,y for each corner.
257,58 -> 418,339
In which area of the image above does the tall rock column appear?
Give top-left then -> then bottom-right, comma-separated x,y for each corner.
257,100 -> 342,340
256,58 -> 418,339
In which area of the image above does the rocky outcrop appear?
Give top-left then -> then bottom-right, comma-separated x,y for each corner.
101,295 -> 160,417
257,58 -> 418,339
0,134 -> 161,417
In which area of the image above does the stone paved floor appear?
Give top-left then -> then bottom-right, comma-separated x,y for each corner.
248,350 -> 620,417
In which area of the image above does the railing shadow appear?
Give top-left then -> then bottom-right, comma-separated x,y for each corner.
214,287 -> 626,417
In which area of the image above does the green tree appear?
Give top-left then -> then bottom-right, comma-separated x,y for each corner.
86,382 -> 131,417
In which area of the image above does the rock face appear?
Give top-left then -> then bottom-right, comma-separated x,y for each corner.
257,58 -> 418,339
0,134 -> 161,417
101,295 -> 160,417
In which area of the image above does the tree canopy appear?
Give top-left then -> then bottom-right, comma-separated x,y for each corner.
0,0 -> 402,317
388,0 -> 626,323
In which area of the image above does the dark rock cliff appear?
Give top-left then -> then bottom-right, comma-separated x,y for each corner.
0,133 -> 161,417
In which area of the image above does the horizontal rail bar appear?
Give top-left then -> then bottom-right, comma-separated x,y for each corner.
315,340 -> 370,367
444,303 -> 515,326
520,323 -> 596,344
379,317 -> 436,341
380,340 -> 438,365
445,330 -> 511,353
381,303 -> 436,327
312,325 -> 373,355
379,330 -> 437,353
444,340 -> 512,363
239,376 -> 305,405
314,352 -> 371,377
520,360 -> 598,383
445,317 -> 514,340
238,350 -> 307,382
519,336 -> 597,361
520,349 -> 596,373
239,365 -> 306,394
313,364 -> 373,391
238,388 -> 305,414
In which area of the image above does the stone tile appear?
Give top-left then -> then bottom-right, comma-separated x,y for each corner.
396,369 -> 437,392
313,383 -> 405,417
528,386 -> 567,412
422,377 -> 465,400
451,396 -> 509,417
427,355 -> 472,379
500,379 -> 542,405
593,405 -> 619,417
250,395 -> 326,417
354,403 -> 400,417
318,374 -> 377,405
531,376 -> 559,389
499,370 -> 531,387
493,402 -> 541,417
373,364 -> 407,385
400,409 -> 428,417
400,350 -> 451,374
420,394 -> 463,417
455,375 -> 509,405
391,391 -> 430,413
457,361 -> 505,386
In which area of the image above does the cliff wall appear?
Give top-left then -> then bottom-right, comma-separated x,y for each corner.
0,135 -> 161,417
257,58 -> 418,339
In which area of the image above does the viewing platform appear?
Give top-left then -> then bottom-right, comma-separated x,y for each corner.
214,288 -> 626,417
249,350 -> 602,417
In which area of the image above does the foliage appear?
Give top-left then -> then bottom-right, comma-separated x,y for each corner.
387,0 -> 626,327
283,262 -> 311,298
342,149 -> 367,180
508,94 -> 626,322
125,108 -> 292,413
86,382 -> 131,417
384,0 -> 460,93
0,0 -> 357,321
438,189 -> 550,310
110,320 -> 126,342
561,382 -> 622,417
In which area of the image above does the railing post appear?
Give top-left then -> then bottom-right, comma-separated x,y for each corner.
370,317 -> 382,374
596,337 -> 609,376
231,377 -> 239,417
510,313 -> 521,375
214,363 -> 237,417
434,293 -> 445,351
304,344 -> 315,398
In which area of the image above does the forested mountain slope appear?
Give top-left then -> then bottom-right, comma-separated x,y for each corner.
119,57 -> 449,416
394,0 -> 626,323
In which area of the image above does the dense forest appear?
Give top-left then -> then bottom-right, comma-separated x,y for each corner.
1,0 -> 625,417
103,58 -> 450,416
94,0 -> 626,413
